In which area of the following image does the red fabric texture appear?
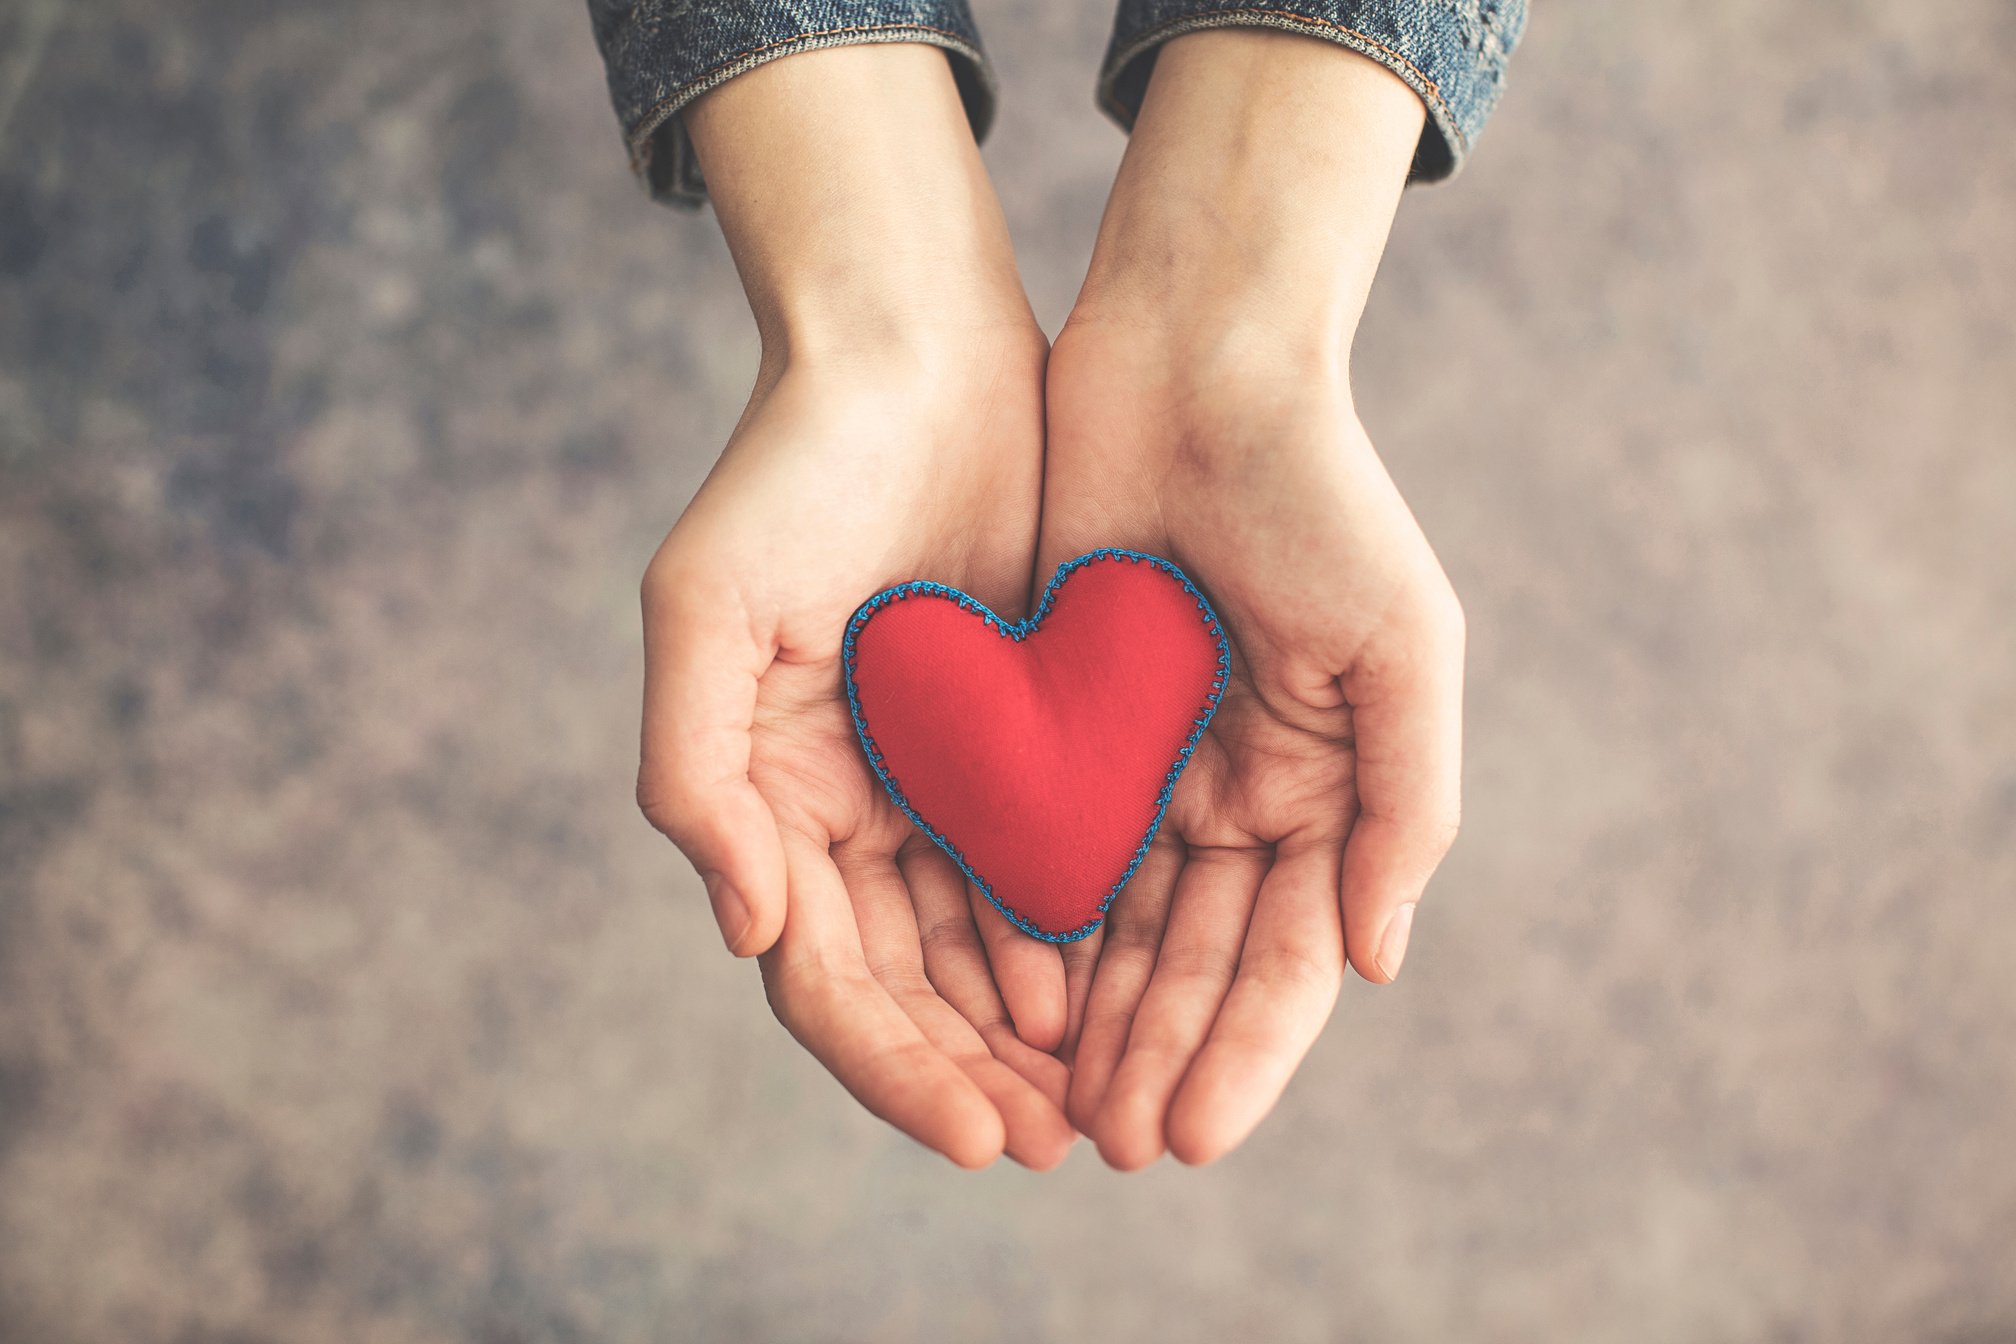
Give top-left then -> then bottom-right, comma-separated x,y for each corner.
848,554 -> 1223,939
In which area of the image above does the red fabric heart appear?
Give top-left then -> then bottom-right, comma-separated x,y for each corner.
843,550 -> 1228,941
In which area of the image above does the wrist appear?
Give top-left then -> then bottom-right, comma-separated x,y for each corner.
1072,30 -> 1424,351
767,320 -> 1048,421
760,275 -> 1040,377
684,43 -> 1034,366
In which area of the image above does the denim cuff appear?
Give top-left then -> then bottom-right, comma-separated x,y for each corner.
589,0 -> 997,209
1099,0 -> 1525,181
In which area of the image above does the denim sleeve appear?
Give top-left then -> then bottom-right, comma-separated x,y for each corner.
588,0 -> 997,209
1100,0 -> 1526,181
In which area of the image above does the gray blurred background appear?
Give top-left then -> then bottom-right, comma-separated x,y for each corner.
3,0 -> 2014,1339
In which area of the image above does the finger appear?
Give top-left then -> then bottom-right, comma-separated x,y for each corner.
971,885 -> 1067,1053
1339,603 -> 1465,983
637,576 -> 787,956
1065,837 -> 1182,1134
1058,926 -> 1102,1067
902,845 -> 1071,1110
1091,846 -> 1265,1171
841,842 -> 1074,1170
761,832 -> 1004,1168
1167,843 -> 1345,1165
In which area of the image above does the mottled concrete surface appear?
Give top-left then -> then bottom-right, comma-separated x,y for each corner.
2,0 -> 2014,1339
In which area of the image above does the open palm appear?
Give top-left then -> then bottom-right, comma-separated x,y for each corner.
1036,323 -> 1467,1168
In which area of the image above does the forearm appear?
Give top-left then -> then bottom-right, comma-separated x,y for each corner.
683,43 -> 1035,367
1074,29 -> 1424,362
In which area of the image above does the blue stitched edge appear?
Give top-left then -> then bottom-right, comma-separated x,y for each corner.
840,549 -> 1231,943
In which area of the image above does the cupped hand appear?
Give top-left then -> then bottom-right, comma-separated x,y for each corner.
1038,318 -> 1466,1170
639,40 -> 1081,1170
637,335 -> 1074,1169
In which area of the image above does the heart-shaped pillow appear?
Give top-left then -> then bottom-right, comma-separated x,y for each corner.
843,549 -> 1229,941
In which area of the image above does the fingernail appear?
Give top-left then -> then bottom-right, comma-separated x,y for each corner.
704,874 -> 751,953
1376,903 -> 1417,982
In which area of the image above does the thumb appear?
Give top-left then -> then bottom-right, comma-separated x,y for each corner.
1339,598 -> 1466,984
637,575 -> 787,956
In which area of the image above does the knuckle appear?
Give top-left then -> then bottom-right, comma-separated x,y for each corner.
916,913 -> 980,963
1081,1005 -> 1139,1039
868,962 -> 933,1003
1150,942 -> 1238,987
1120,1032 -> 1196,1068
634,775 -> 680,830
967,1007 -> 1017,1040
1242,940 -> 1343,1000
635,771 -> 711,844
1099,937 -> 1161,985
759,949 -> 851,1029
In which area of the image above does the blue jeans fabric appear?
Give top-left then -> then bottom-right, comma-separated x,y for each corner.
587,0 -> 1523,208
587,0 -> 996,207
1102,0 -> 1526,181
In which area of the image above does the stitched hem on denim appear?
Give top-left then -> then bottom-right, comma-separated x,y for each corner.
1096,9 -> 1467,182
623,25 -> 995,208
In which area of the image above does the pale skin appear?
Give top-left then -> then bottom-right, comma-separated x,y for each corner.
640,32 -> 1464,1169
